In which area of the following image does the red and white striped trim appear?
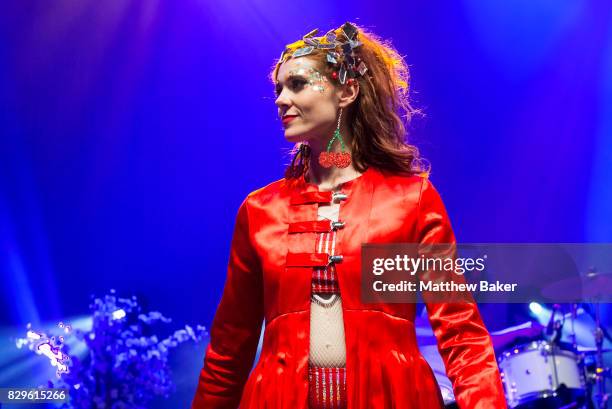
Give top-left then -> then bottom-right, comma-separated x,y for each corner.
312,230 -> 340,293
308,366 -> 347,409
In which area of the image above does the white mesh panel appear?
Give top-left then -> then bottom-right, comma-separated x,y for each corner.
309,294 -> 347,367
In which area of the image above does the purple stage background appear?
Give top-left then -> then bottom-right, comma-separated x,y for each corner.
1,1 -> 611,407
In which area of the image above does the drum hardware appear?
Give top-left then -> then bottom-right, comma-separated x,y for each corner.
498,339 -> 587,408
574,270 -> 611,409
539,269 -> 612,409
418,267 -> 612,409
497,302 -> 610,406
591,300 -> 610,409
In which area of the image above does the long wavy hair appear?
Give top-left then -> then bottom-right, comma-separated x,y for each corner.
271,23 -> 427,178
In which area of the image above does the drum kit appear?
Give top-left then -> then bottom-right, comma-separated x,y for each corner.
419,270 -> 612,409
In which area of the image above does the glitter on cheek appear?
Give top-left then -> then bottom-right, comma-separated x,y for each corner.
306,68 -> 329,94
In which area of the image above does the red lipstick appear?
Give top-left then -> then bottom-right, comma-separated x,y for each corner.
282,115 -> 297,125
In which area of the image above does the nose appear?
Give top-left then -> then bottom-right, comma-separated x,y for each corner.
274,88 -> 291,114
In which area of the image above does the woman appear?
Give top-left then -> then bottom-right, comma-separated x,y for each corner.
192,22 -> 506,409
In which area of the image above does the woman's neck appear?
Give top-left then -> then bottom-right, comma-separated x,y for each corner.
306,140 -> 362,191
306,165 -> 362,191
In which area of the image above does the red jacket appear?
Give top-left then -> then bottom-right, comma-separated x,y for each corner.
192,167 -> 507,409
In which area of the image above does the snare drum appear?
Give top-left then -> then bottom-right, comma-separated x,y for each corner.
498,340 -> 585,408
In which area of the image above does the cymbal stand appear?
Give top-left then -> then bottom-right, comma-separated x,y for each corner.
593,301 -> 609,409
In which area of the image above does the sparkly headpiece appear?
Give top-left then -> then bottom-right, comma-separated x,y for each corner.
279,22 -> 368,85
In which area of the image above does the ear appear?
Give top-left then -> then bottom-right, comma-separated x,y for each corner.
337,79 -> 360,109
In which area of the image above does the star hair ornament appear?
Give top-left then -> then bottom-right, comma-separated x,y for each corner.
279,22 -> 369,85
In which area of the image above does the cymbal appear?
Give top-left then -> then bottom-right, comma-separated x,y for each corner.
542,272 -> 612,301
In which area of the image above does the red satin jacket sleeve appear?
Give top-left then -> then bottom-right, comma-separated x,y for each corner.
417,180 -> 507,409
192,198 -> 264,409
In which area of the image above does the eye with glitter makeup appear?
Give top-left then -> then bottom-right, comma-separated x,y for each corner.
289,77 -> 307,91
275,76 -> 308,96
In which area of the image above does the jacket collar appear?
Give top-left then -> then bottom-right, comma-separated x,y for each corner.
291,166 -> 379,193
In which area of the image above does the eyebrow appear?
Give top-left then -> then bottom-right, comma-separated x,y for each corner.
277,73 -> 307,85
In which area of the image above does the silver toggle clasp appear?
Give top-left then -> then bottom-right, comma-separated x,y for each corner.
328,255 -> 343,264
332,192 -> 348,202
331,221 -> 345,230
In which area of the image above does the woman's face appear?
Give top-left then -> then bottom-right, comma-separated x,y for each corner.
274,57 -> 339,144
